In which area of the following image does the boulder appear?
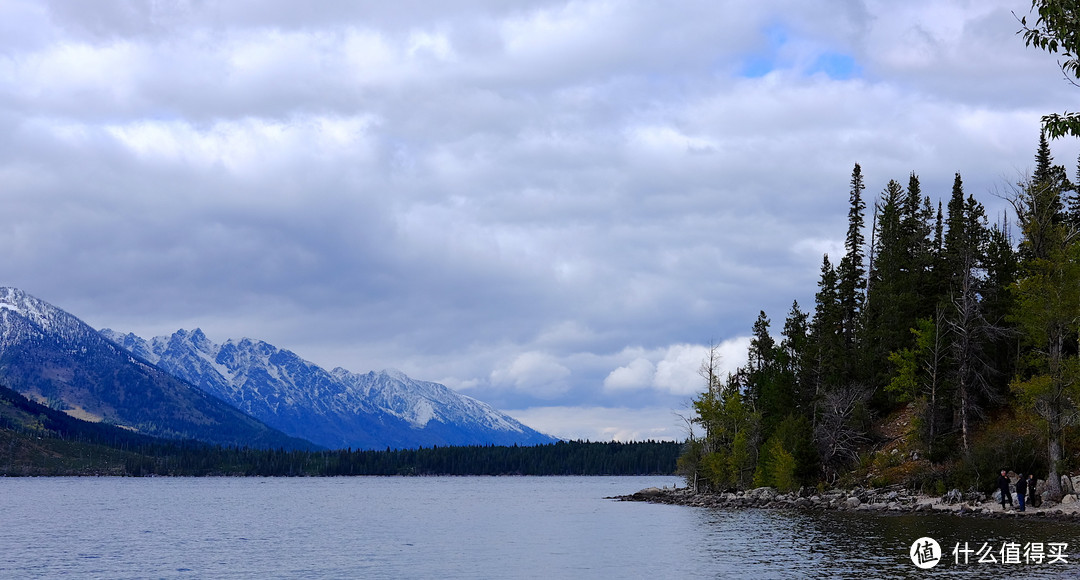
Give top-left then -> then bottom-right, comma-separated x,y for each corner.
1062,475 -> 1075,495
747,486 -> 778,501
634,487 -> 663,499
845,497 -> 861,509
1062,494 -> 1077,505
942,489 -> 963,505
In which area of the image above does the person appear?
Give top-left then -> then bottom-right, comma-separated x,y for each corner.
1016,472 -> 1027,512
998,469 -> 1013,510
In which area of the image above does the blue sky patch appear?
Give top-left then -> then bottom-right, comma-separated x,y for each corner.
739,24 -> 788,78
809,52 -> 861,80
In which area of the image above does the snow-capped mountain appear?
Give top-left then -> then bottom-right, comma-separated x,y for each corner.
100,328 -> 559,450
0,287 -> 313,449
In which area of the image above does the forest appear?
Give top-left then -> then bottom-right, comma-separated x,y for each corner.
0,382 -> 678,476
679,136 -> 1080,498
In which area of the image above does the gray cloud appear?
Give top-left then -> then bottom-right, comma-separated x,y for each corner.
1,0 -> 1077,438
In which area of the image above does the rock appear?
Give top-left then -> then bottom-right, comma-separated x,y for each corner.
1043,489 -> 1062,505
942,489 -> 963,505
748,487 -> 778,501
1062,494 -> 1077,505
1063,475 -> 1075,495
845,497 -> 861,509
635,487 -> 663,498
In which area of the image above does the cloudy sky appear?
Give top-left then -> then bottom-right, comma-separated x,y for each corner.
2,0 -> 1078,442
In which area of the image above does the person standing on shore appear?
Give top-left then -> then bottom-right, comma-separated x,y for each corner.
1028,474 -> 1037,507
1016,473 -> 1027,512
998,469 -> 1013,510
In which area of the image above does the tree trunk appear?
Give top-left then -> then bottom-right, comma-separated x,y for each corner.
1048,434 -> 1063,498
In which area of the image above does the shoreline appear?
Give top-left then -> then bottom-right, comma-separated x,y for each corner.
612,485 -> 1080,523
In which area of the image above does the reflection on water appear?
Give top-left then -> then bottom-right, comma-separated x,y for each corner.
0,476 -> 1077,579
693,507 -> 1080,578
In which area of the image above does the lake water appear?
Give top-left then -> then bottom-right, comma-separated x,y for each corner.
1,476 -> 1078,578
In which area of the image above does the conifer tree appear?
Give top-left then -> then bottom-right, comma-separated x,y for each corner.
864,180 -> 912,396
1009,138 -> 1080,498
808,255 -> 843,392
780,300 -> 811,415
836,164 -> 867,359
941,173 -> 970,288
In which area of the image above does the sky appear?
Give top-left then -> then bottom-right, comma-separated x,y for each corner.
2,0 -> 1079,443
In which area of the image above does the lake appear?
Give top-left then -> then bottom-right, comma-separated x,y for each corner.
1,476 -> 1077,578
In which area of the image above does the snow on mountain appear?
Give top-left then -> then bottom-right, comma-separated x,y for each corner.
100,328 -> 559,450
0,287 -> 102,347
0,287 -> 313,450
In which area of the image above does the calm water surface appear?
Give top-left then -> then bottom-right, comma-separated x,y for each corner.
1,476 -> 1078,578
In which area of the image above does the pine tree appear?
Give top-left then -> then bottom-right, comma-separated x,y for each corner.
941,173 -> 969,288
864,179 -> 911,395
982,221 -> 1020,400
1009,138 -> 1080,499
780,300 -> 811,415
836,163 -> 867,379
808,255 -> 843,392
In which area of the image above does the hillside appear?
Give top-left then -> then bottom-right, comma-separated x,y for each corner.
0,288 -> 316,450
0,384 -> 679,476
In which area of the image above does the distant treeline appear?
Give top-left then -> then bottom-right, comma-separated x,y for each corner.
0,382 -> 681,476
118,439 -> 681,477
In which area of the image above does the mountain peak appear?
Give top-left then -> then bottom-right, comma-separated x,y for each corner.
112,329 -> 559,449
0,290 -> 312,449
379,368 -> 410,381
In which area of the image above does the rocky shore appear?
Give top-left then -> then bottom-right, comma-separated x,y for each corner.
614,483 -> 1080,522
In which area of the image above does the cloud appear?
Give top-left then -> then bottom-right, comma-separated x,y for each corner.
603,338 -> 750,396
505,406 -> 691,442
603,358 -> 656,391
490,351 -> 572,398
3,0 -> 1079,440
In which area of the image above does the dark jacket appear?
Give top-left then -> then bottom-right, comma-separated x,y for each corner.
1016,476 -> 1027,495
998,474 -> 1011,493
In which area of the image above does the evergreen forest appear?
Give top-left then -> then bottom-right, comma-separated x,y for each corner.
679,136 -> 1080,497
0,382 -> 678,476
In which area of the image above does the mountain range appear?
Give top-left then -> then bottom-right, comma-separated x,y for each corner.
100,328 -> 558,450
0,286 -> 554,450
0,287 -> 312,449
